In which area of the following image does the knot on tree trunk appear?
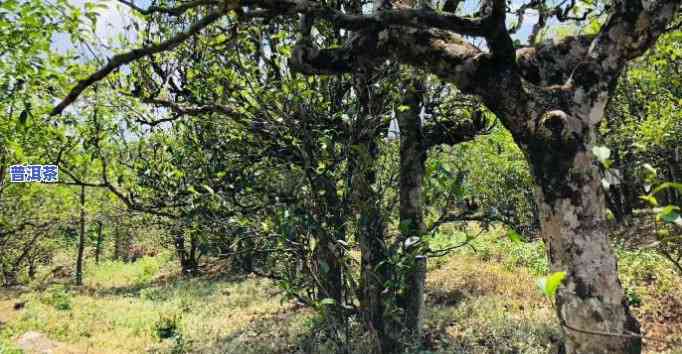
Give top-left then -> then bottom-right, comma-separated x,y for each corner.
537,110 -> 584,146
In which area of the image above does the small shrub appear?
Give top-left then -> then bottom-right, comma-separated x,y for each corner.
0,339 -> 24,354
153,313 -> 180,340
137,257 -> 162,284
42,285 -> 72,311
625,287 -> 642,307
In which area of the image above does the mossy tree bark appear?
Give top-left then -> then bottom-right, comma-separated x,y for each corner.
396,79 -> 427,342
526,114 -> 641,353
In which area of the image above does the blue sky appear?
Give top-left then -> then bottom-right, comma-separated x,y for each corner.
52,0 -> 540,56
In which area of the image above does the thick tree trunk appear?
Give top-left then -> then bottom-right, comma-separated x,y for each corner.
527,133 -> 641,354
28,257 -> 37,280
313,176 -> 344,310
397,79 -> 427,341
668,162 -> 682,206
95,221 -> 103,265
75,184 -> 86,286
2,270 -> 18,287
175,233 -> 198,276
620,152 -> 636,216
351,66 -> 395,353
355,145 -> 392,353
113,225 -> 121,260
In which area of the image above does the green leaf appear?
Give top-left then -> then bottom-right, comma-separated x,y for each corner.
201,184 -> 215,195
657,205 -> 681,224
507,229 -> 523,243
606,209 -> 615,221
320,298 -> 336,306
537,271 -> 567,299
652,182 -> 682,195
662,211 -> 681,224
642,163 -> 657,178
639,195 -> 658,207
592,146 -> 611,164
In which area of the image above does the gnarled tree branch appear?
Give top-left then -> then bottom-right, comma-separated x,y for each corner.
51,7 -> 229,116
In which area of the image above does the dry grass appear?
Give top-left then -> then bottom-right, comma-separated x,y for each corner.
0,258 -> 313,354
1,230 -> 681,354
422,254 -> 560,354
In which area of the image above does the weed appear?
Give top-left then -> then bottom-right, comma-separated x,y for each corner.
85,255 -> 168,288
497,238 -> 549,275
153,313 -> 180,340
42,285 -> 72,311
140,287 -> 164,302
0,340 -> 23,354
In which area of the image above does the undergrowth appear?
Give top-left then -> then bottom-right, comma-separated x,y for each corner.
0,227 -> 680,353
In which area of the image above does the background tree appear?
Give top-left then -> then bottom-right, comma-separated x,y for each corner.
43,0 -> 682,352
